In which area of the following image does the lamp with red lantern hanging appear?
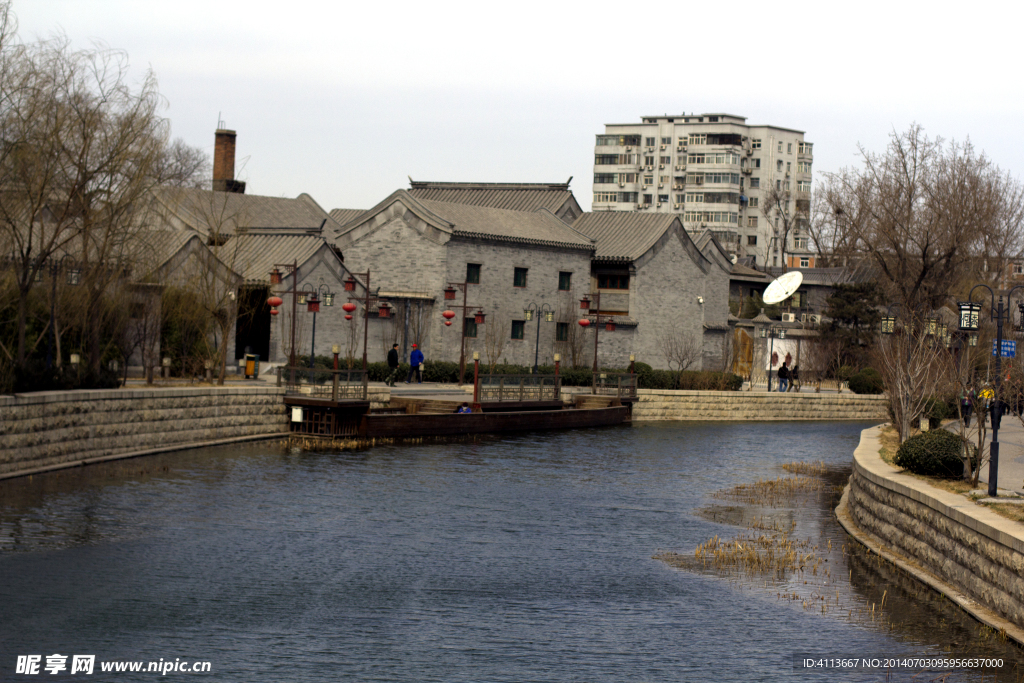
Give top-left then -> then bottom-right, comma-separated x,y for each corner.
267,295 -> 283,318
579,295 -> 591,310
474,310 -> 486,325
444,285 -> 457,300
378,302 -> 392,318
269,260 -> 299,384
605,321 -> 616,332
445,320 -> 452,326
442,280 -> 484,381
578,291 -> 614,390
442,310 -> 456,321
342,301 -> 356,321
578,318 -> 590,327
270,268 -> 282,285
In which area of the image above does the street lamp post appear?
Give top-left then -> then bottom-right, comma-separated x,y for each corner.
958,285 -> 1024,497
759,325 -> 786,391
523,302 -> 554,373
269,261 -> 300,385
578,292 -> 618,394
443,281 -> 484,382
299,282 -> 335,370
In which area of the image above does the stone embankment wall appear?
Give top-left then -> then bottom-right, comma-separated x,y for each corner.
631,389 -> 889,421
839,426 -> 1024,643
0,386 -> 288,480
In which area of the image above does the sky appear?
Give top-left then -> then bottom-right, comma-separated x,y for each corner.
15,0 -> 1024,213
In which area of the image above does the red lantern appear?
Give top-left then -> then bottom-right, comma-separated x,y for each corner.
444,286 -> 457,300
345,314 -> 353,321
307,295 -> 320,313
578,319 -> 590,327
267,295 -> 283,308
580,295 -> 590,310
269,268 -> 282,285
445,320 -> 452,326
442,310 -> 456,320
378,303 -> 391,318
605,321 -> 616,332
344,276 -> 357,292
342,302 -> 357,313
270,308 -> 279,316
474,310 -> 486,324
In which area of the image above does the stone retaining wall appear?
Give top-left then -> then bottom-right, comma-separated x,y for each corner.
632,389 -> 889,421
841,425 -> 1024,642
0,386 -> 288,480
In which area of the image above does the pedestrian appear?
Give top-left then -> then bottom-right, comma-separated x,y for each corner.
960,386 -> 975,427
789,364 -> 800,392
385,343 -> 400,386
777,361 -> 790,393
406,343 -> 424,384
457,402 -> 472,414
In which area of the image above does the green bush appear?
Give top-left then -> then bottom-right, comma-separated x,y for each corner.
894,429 -> 971,478
848,368 -> 884,394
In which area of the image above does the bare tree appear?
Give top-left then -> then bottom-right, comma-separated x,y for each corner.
555,300 -> 589,370
759,167 -> 807,271
483,308 -> 511,373
660,330 -> 701,387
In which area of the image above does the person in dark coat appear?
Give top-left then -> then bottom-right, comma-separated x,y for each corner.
406,344 -> 424,384
777,361 -> 790,392
789,365 -> 800,392
385,343 -> 400,387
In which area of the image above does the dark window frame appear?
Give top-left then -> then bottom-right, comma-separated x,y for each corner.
463,318 -> 478,338
466,263 -> 481,284
556,322 -> 569,342
511,320 -> 525,340
513,267 -> 528,288
558,271 -> 572,291
597,273 -> 630,290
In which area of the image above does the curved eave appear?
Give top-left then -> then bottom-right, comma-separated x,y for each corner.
450,230 -> 594,252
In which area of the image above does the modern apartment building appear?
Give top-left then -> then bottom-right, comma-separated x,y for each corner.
592,113 -> 814,268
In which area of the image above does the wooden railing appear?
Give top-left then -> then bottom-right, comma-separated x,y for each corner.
593,373 -> 637,399
477,374 -> 561,402
277,366 -> 368,401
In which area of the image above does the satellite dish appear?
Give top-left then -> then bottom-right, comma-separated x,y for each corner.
762,271 -> 803,305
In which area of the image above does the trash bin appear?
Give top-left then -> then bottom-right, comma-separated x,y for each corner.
244,353 -> 260,379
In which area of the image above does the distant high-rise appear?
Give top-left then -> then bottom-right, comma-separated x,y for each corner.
592,113 -> 814,268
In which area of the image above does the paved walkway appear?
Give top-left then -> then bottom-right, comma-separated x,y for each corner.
971,415 -> 1024,495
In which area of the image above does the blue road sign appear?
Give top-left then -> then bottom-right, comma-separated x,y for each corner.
992,339 -> 1017,358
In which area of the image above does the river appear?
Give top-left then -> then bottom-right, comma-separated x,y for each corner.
2,421 -> 1022,681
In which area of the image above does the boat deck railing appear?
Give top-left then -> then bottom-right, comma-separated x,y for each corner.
277,366 -> 368,401
477,374 -> 561,402
593,373 -> 637,399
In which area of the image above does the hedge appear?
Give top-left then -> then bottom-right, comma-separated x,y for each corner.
894,429 -> 973,478
301,356 -> 743,390
848,367 -> 884,394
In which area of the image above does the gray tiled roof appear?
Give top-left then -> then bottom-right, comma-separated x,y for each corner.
570,212 -> 680,261
329,208 -> 367,227
764,266 -> 859,285
213,233 -> 333,284
414,199 -> 594,250
154,188 -> 333,234
408,181 -> 576,214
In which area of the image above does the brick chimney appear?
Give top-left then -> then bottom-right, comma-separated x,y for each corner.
213,129 -> 246,193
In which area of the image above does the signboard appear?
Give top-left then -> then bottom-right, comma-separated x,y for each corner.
992,339 -> 1016,358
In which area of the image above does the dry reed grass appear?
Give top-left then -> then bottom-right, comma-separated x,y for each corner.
781,461 -> 828,476
714,476 -> 829,508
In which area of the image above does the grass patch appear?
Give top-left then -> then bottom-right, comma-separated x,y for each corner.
878,425 -> 901,466
982,503 -> 1024,524
714,476 -> 832,508
655,533 -> 819,577
782,461 -> 828,476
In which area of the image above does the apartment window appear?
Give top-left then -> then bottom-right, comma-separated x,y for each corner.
511,320 -> 525,340
776,179 -> 782,190
784,181 -> 791,191
800,257 -> 810,268
750,178 -> 760,188
708,116 -> 719,122
643,194 -> 652,205
747,235 -> 757,245
619,192 -> 638,203
751,139 -> 761,149
748,197 -> 758,207
660,156 -> 671,165
595,154 -> 619,165
689,133 -> 707,145
798,162 -> 812,173
786,162 -> 791,173
787,143 -> 793,154
747,216 -> 758,228
750,158 -> 761,168
797,180 -> 812,192
594,192 -> 618,203
778,141 -> 783,153
799,142 -> 813,155
658,194 -> 669,203
643,175 -> 653,186
686,193 -> 704,203
594,173 -> 616,184
645,137 -> 656,146
661,137 -> 671,145
675,194 -> 686,203
620,172 -> 638,183
556,322 -> 569,342
777,160 -> 784,172
558,271 -> 572,291
598,273 -> 630,289
464,318 -> 478,338
466,263 -> 481,284
513,267 -> 528,287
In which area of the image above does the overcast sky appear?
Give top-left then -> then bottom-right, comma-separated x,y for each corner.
16,0 -> 1024,213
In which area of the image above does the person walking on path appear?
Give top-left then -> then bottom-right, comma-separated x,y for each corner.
789,365 -> 800,392
960,386 -> 975,427
777,361 -> 790,393
980,384 -> 994,426
385,343 -> 401,386
406,344 -> 424,384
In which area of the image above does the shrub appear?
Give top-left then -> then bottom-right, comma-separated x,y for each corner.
894,429 -> 971,478
12,360 -> 121,393
848,368 -> 884,394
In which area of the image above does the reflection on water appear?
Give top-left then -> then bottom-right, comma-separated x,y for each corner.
1,422 -> 1022,682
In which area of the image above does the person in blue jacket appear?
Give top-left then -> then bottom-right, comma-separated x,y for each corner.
406,343 -> 424,383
